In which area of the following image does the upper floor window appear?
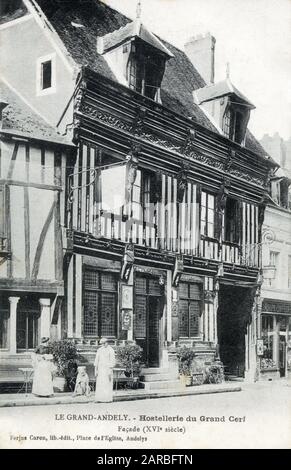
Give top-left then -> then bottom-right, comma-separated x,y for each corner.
271,178 -> 291,209
224,197 -> 240,244
200,191 -> 215,238
0,0 -> 23,18
269,251 -> 279,267
36,54 -> 56,96
222,105 -> 250,145
222,108 -> 232,138
127,42 -> 166,101
288,256 -> 291,289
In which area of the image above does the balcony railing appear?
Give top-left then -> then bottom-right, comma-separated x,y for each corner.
200,236 -> 259,267
88,213 -> 260,267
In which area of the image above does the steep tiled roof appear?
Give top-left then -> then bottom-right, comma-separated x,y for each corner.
33,0 -> 268,158
0,79 -> 71,145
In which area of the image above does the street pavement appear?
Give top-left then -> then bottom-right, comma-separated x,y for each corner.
0,380 -> 290,449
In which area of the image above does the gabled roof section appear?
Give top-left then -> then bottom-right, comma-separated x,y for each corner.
100,19 -> 174,58
0,79 -> 71,145
195,79 -> 256,109
30,0 -> 267,158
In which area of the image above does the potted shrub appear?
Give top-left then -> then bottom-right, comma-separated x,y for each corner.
203,361 -> 225,384
177,346 -> 195,386
260,358 -> 280,381
116,343 -> 143,388
47,339 -> 79,392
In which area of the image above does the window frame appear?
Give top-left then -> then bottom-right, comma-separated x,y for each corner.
36,53 -> 56,96
178,282 -> 202,339
82,268 -> 118,338
223,197 -> 240,245
200,191 -> 215,239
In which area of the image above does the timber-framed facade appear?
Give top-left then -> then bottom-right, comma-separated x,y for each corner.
0,0 -> 279,386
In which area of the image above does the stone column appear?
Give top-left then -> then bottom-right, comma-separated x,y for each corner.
166,270 -> 172,342
39,298 -> 51,339
127,268 -> 134,342
8,297 -> 20,354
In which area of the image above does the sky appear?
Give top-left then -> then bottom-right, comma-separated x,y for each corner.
104,0 -> 291,141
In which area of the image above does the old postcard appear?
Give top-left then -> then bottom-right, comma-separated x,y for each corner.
0,0 -> 290,451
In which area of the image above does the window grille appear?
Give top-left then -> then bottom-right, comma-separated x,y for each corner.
178,282 -> 201,337
83,270 -> 117,337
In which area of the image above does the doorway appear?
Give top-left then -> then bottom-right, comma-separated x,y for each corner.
279,335 -> 286,377
217,285 -> 253,377
134,274 -> 164,367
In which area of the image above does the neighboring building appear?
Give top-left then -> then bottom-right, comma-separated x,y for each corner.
260,169 -> 291,380
0,0 -> 277,387
260,133 -> 291,172
0,79 -> 74,384
259,135 -> 291,381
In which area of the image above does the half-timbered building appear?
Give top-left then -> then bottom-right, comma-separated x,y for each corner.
0,0 -> 277,386
0,79 -> 74,384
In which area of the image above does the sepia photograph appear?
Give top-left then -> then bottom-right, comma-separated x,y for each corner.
0,0 -> 290,452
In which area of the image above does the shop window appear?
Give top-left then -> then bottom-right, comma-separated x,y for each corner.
261,315 -> 274,360
178,282 -> 201,338
83,269 -> 118,338
224,197 -> 240,244
200,191 -> 215,238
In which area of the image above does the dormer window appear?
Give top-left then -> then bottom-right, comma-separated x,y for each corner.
222,104 -> 250,144
127,41 -> 165,100
195,79 -> 255,145
271,176 -> 291,209
98,20 -> 173,102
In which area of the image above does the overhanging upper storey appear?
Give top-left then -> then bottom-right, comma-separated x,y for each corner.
73,67 -> 276,205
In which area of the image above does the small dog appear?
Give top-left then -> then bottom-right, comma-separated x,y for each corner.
73,366 -> 91,397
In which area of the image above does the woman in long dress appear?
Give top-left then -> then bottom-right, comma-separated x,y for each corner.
94,337 -> 116,403
31,337 -> 54,397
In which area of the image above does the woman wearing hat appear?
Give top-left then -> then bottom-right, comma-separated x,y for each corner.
31,337 -> 54,397
94,338 -> 116,402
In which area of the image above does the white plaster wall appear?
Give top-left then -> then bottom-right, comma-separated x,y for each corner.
0,15 -> 75,126
262,205 -> 291,301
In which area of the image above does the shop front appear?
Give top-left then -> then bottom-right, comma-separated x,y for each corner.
260,299 -> 291,380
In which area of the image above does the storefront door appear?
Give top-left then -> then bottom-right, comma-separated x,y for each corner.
134,274 -> 164,367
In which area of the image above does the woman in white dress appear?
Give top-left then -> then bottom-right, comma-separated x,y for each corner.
94,338 -> 116,403
31,337 -> 54,397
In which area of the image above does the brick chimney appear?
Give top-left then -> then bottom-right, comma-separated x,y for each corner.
184,33 -> 216,85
